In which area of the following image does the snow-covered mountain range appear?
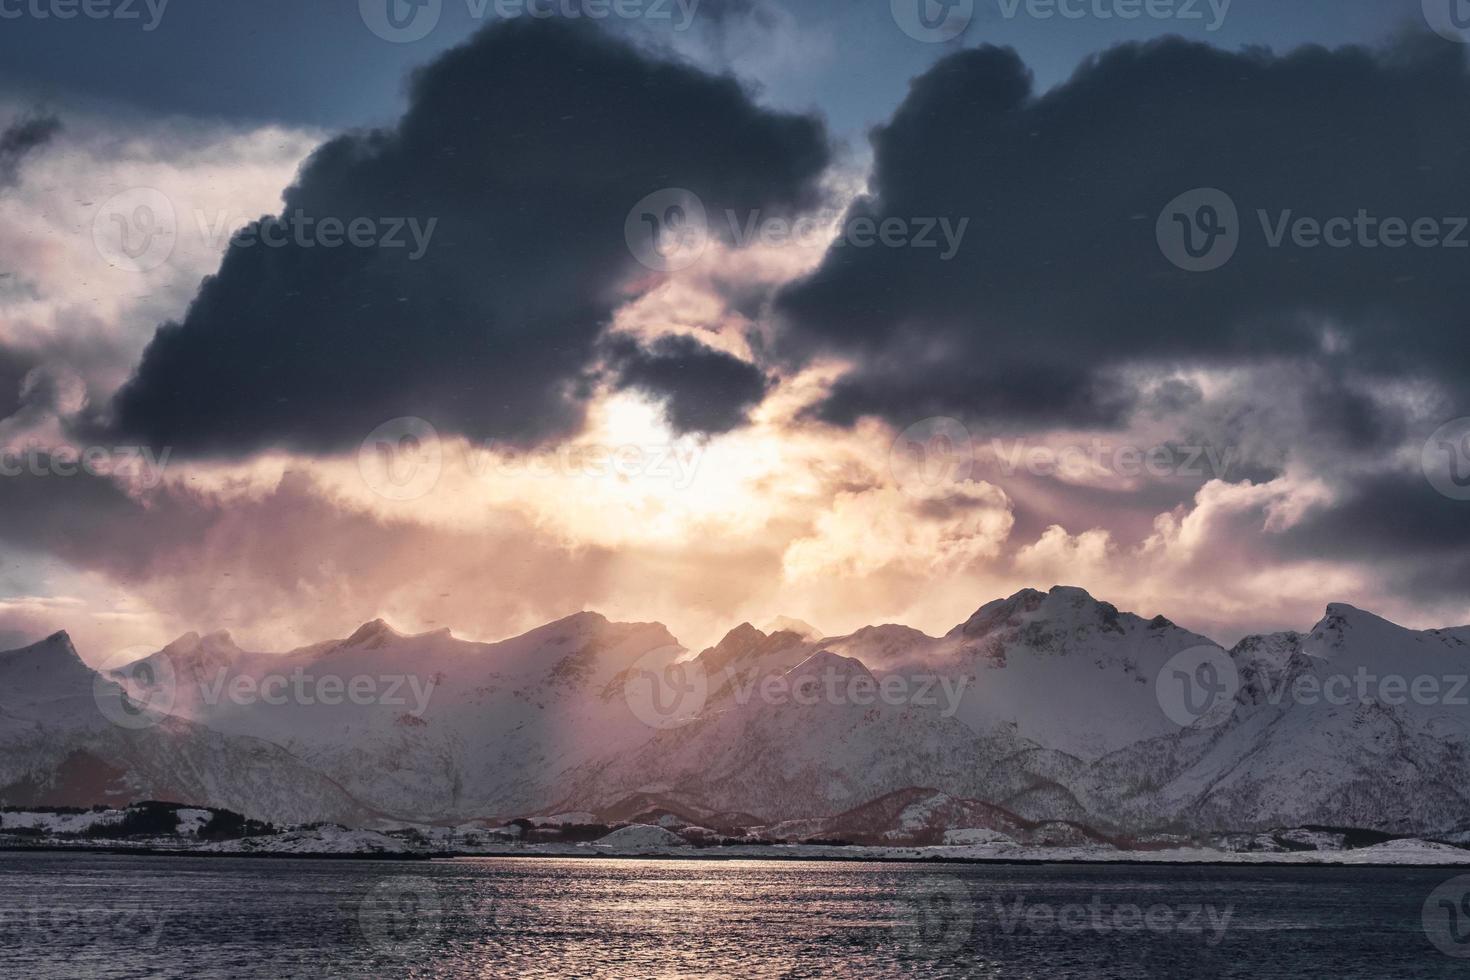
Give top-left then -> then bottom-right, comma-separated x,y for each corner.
4,586 -> 1469,840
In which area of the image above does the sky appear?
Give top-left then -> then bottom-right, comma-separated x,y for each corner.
1,0 -> 1468,660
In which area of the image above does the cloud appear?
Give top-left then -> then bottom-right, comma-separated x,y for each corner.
109,20 -> 830,457
775,35 -> 1470,433
0,344 -> 37,421
0,100 -> 320,425
782,482 -> 1014,581
605,333 -> 771,435
1278,471 -> 1470,557
0,113 -> 58,188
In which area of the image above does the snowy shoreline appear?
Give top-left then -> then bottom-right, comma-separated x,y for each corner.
7,838 -> 1470,868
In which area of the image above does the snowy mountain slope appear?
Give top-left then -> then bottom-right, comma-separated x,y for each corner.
7,589 -> 1470,837
1104,604 -> 1470,834
556,644 -> 1052,822
0,633 -> 371,825
928,587 -> 1222,759
112,612 -> 692,821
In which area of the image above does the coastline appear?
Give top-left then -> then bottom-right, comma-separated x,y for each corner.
7,840 -> 1470,869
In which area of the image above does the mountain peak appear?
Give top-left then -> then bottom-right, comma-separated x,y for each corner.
22,631 -> 81,663
1309,603 -> 1406,650
41,631 -> 85,669
0,630 -> 94,702
949,588 -> 1047,638
1048,585 -> 1097,602
163,629 -> 242,658
544,611 -> 611,633
761,617 -> 821,641
721,623 -> 766,646
698,623 -> 774,674
345,619 -> 404,647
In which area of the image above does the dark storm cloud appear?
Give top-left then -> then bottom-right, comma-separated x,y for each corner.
109,20 -> 828,457
1275,472 -> 1470,559
1266,471 -> 1470,607
0,113 -> 59,188
0,456 -> 209,581
0,345 -> 38,420
605,334 -> 772,435
775,35 -> 1470,432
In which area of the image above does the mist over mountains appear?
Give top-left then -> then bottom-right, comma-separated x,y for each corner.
4,586 -> 1469,844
